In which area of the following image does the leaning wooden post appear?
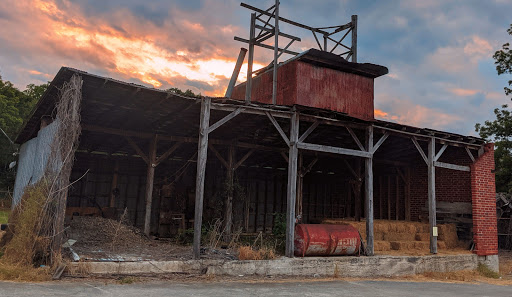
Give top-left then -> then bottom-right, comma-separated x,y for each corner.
143,134 -> 158,236
193,97 -> 211,259
365,125 -> 374,255
224,144 -> 235,238
285,112 -> 299,257
428,137 -> 438,254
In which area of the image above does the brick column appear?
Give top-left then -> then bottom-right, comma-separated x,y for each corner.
470,143 -> 498,256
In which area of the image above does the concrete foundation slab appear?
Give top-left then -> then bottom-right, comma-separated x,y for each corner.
69,254 -> 481,277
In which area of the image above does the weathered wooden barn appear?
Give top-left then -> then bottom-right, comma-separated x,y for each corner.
13,48 -> 498,263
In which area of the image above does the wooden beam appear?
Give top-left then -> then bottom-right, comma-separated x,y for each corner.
298,120 -> 319,143
124,136 -> 149,164
465,146 -> 475,162
302,157 -> 318,177
208,107 -> 244,134
234,149 -> 255,170
343,159 -> 359,179
208,144 -> 229,169
387,176 -> 391,220
351,15 -> 357,62
245,13 -> 256,103
193,98 -> 211,259
155,142 -> 183,166
285,112 -> 299,257
266,111 -> 290,145
434,144 -> 448,161
354,160 -> 362,222
434,161 -> 471,172
405,167 -> 411,221
143,134 -> 158,236
109,160 -> 119,208
428,138 -> 438,254
412,137 -> 428,164
365,125 -> 374,255
224,145 -> 235,238
347,127 -> 365,151
395,175 -> 399,221
297,142 -> 372,158
280,151 -> 289,163
372,132 -> 389,153
378,176 -> 383,219
296,153 -> 303,219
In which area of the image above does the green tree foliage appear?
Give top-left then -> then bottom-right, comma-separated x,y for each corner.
475,24 -> 512,193
493,24 -> 512,97
166,87 -> 202,98
475,106 -> 512,193
0,75 -> 48,194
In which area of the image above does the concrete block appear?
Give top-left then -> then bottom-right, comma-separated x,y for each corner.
477,254 -> 499,273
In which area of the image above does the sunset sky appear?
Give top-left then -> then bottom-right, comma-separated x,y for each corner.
0,0 -> 510,135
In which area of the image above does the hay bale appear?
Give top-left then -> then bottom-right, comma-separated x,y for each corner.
383,233 -> 416,241
437,241 -> 447,249
415,224 -> 430,233
415,233 -> 430,242
374,241 -> 391,251
438,224 -> 460,248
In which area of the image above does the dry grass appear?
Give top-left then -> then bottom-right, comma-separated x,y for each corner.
0,263 -> 50,282
421,270 -> 480,282
238,246 -> 276,260
1,182 -> 51,266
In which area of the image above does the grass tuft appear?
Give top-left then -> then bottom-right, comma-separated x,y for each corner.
477,263 -> 500,279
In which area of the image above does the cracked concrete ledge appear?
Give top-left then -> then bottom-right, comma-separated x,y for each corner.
69,254 -> 485,277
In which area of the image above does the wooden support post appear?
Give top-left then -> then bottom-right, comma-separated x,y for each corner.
272,0 -> 279,105
346,183 -> 352,218
387,176 -> 391,220
379,176 -> 383,219
395,175 -> 399,220
245,13 -> 256,103
110,160 -> 119,208
296,152 -> 303,220
143,135 -> 158,236
224,145 -> 235,238
365,125 -> 374,255
354,160 -> 362,222
405,167 -> 411,221
351,15 -> 357,62
285,112 -> 299,257
428,138 -> 438,254
193,98 -> 211,259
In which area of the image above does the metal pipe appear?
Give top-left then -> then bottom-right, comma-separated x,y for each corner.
225,48 -> 247,98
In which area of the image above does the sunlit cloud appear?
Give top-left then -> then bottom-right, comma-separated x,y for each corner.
448,88 -> 480,97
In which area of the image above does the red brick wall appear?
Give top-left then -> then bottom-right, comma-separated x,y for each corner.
471,144 -> 498,256
409,147 -> 472,222
231,60 -> 375,120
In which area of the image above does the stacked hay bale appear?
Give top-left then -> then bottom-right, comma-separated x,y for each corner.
322,219 -> 461,253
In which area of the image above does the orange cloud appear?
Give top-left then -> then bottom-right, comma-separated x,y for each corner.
0,0 -> 267,96
448,88 -> 479,96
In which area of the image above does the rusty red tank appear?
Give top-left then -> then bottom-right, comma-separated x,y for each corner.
294,224 -> 361,257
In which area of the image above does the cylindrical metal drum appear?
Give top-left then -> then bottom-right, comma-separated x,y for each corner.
294,224 -> 361,257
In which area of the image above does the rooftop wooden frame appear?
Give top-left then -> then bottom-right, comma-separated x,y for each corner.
235,2 -> 357,105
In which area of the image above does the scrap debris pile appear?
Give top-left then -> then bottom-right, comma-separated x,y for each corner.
65,216 -> 235,261
497,193 -> 512,250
